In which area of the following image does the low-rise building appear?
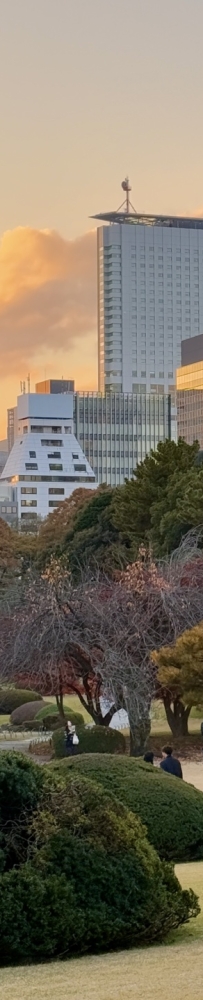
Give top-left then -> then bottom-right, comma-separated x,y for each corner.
2,393 -> 96,524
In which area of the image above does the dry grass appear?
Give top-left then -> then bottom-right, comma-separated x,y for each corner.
1,862 -> 203,1000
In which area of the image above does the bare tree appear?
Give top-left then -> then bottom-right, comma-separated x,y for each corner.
1,533 -> 203,754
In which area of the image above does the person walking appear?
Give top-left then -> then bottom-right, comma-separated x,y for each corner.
160,745 -> 183,779
65,720 -> 79,756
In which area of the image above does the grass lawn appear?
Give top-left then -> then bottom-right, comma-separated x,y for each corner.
0,714 -> 10,726
45,695 -> 91,724
1,862 -> 203,1000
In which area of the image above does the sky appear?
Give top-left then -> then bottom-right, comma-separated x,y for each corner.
0,0 -> 203,437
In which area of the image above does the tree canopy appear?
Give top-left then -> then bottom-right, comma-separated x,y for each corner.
113,438 -> 200,557
153,622 -> 203,735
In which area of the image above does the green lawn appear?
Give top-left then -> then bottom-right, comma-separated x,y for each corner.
1,862 -> 203,1000
0,715 -> 10,726
44,695 -> 92,724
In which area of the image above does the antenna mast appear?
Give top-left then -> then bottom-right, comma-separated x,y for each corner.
121,177 -> 131,214
116,177 -> 137,216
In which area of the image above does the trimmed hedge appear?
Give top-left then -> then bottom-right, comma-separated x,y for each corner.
52,725 -> 125,759
0,752 -> 44,871
11,701 -> 49,725
50,754 -> 203,863
0,688 -> 42,714
0,773 -> 198,963
36,704 -> 85,730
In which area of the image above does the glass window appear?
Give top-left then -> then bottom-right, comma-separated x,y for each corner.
25,463 -> 38,470
49,464 -> 63,471
29,451 -> 36,458
48,488 -> 65,495
74,464 -> 86,472
41,439 -> 63,446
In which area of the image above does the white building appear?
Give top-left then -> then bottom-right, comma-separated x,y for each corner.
1,393 -> 96,523
95,198 -> 203,397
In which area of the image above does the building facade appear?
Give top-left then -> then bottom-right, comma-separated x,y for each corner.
2,393 -> 96,523
6,389 -> 172,490
96,210 -> 203,397
177,334 -> 203,447
0,484 -> 18,527
74,391 -> 171,486
36,379 -> 75,394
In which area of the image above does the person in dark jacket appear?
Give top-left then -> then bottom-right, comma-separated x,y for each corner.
143,751 -> 154,764
160,745 -> 183,779
65,720 -> 74,756
65,721 -> 79,756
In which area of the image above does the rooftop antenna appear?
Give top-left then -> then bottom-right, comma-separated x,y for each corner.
20,380 -> 26,394
117,177 -> 137,215
27,373 -> 30,393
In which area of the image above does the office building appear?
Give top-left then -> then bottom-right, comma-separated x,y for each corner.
94,180 -> 203,397
177,334 -> 203,446
74,391 -> 171,486
2,393 -> 96,523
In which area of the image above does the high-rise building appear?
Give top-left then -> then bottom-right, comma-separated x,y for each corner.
94,180 -> 203,397
177,334 -> 203,447
2,393 -> 96,523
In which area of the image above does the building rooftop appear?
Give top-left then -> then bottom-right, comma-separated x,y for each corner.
92,210 -> 203,229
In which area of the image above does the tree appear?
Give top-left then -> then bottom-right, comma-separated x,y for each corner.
0,518 -> 21,595
152,622 -> 203,736
0,564 -> 118,727
114,438 -> 200,556
36,488 -> 96,569
2,535 -> 203,755
37,485 -> 131,576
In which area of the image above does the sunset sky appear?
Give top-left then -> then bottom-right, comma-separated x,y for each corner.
0,0 -> 203,437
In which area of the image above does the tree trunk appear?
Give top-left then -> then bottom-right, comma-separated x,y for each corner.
163,695 -> 191,737
56,691 -> 65,724
129,713 -> 151,757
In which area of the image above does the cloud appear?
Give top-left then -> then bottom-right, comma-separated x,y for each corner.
0,227 -> 97,376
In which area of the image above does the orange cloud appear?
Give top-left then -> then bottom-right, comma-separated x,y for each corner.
0,227 -> 97,376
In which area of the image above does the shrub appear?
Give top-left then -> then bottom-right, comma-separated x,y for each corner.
36,704 -> 85,729
0,775 -> 198,963
50,754 -> 203,863
52,726 -> 125,759
11,701 -> 49,725
0,752 -> 44,871
0,688 -> 42,714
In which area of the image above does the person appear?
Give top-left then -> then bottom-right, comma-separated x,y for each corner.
160,745 -> 183,779
143,751 -> 154,765
65,720 -> 79,756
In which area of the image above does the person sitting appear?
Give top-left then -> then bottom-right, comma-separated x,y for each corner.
160,745 -> 183,779
143,751 -> 154,765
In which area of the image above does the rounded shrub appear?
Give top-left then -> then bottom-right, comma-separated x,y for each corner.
0,775 -> 198,964
0,688 -> 42,714
52,725 -> 125,759
11,701 -> 49,725
36,704 -> 85,729
0,752 -> 44,871
50,754 -> 203,863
